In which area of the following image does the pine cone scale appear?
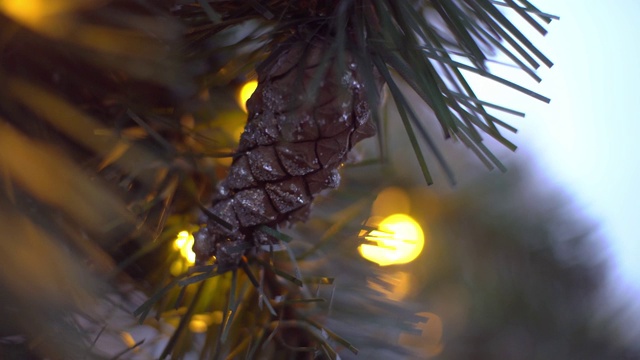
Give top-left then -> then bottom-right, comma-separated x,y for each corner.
275,142 -> 321,176
226,155 -> 257,190
316,129 -> 351,167
265,177 -> 312,214
277,112 -> 320,143
233,188 -> 278,227
247,146 -> 287,181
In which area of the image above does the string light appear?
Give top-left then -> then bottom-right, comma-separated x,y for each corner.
120,331 -> 136,348
237,80 -> 258,113
1,0 -> 48,25
189,314 -> 212,333
0,0 -> 81,29
359,213 -> 425,266
173,230 -> 196,264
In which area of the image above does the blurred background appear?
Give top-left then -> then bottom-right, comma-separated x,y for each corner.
0,0 -> 639,359
476,0 -> 640,301
478,0 -> 640,348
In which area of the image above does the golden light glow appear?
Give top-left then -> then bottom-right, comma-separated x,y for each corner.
210,111 -> 247,167
0,0 -> 83,28
120,331 -> 136,348
367,270 -> 412,301
189,319 -> 208,333
238,80 -> 258,113
398,312 -> 444,357
371,186 -> 411,217
173,230 -> 195,264
2,0 -> 49,25
169,259 -> 186,277
189,314 -> 214,333
211,310 -> 223,324
359,214 -> 425,266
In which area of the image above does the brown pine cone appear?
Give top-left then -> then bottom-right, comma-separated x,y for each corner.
194,39 -> 381,268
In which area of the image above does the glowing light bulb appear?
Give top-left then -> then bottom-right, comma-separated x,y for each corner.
1,0 -> 81,29
1,0 -> 47,25
189,314 -> 213,333
372,187 -> 411,217
120,331 -> 136,348
170,259 -> 186,277
359,214 -> 425,266
173,230 -> 196,264
238,80 -> 258,113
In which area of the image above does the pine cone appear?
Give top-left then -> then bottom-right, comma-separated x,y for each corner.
194,39 -> 380,268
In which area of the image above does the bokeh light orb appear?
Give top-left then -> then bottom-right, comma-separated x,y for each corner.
238,80 -> 258,113
359,213 -> 425,266
173,230 -> 195,264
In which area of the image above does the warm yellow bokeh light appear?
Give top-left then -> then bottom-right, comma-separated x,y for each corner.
1,0 -> 83,28
170,259 -> 187,277
189,314 -> 210,333
359,214 -> 425,266
367,270 -> 412,301
238,80 -> 258,113
371,187 -> 411,217
189,318 -> 208,333
173,230 -> 195,264
210,111 -> 247,167
120,331 -> 136,348
2,0 -> 48,25
398,312 -> 444,357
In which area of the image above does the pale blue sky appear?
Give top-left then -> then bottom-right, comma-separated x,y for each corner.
461,1 -> 640,299
509,1 -> 640,291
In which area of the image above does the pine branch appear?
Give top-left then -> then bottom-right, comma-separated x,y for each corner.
178,0 -> 555,183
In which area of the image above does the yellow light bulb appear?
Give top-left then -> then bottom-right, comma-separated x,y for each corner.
173,230 -> 196,264
2,0 -> 47,25
358,214 -> 425,266
170,259 -> 187,276
189,314 -> 212,333
238,80 -> 258,113
120,331 -> 136,348
1,0 -> 83,28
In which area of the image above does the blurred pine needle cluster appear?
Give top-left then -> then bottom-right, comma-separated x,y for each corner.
2,0 -> 215,357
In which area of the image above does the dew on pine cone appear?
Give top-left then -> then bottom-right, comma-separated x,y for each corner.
195,39 -> 382,268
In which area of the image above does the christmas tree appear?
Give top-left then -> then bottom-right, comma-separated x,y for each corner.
3,1 -> 636,359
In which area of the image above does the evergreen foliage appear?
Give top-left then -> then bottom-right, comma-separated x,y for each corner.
2,1 -> 635,359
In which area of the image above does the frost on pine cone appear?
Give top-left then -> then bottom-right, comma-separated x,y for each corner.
194,39 -> 381,268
